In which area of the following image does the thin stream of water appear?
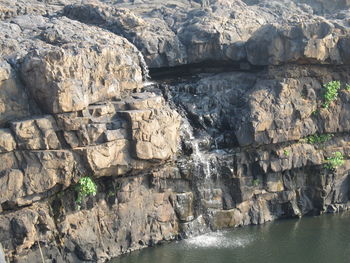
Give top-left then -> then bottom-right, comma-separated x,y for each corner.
181,120 -> 213,179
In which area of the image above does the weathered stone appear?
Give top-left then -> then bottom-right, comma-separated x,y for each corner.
64,3 -> 188,68
0,150 -> 78,207
265,173 -> 284,192
104,129 -> 128,142
78,140 -> 147,177
0,60 -> 31,127
172,192 -> 194,222
250,196 -> 274,224
84,124 -> 107,145
201,188 -> 224,209
11,116 -> 61,150
122,107 -> 180,161
231,177 -> 256,203
55,112 -> 90,131
245,20 -> 345,65
125,93 -> 164,110
19,150 -> 75,195
179,215 -> 208,238
0,129 -> 16,153
19,17 -> 143,114
65,0 -> 350,69
259,143 -> 324,173
0,169 -> 24,205
292,0 -> 350,13
0,203 -> 57,258
0,152 -> 19,172
49,176 -> 179,261
63,131 -> 81,148
211,208 -> 243,229
0,0 -> 70,20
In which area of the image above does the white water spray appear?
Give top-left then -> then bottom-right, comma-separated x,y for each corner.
185,231 -> 252,249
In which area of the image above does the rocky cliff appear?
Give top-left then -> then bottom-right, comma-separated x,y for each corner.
1,0 -> 350,262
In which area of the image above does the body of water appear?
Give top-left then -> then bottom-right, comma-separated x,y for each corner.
112,212 -> 350,263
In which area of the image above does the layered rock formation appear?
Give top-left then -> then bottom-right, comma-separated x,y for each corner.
1,0 -> 350,262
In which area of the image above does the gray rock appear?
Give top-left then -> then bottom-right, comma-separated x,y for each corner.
0,60 -> 31,127
64,0 -> 350,68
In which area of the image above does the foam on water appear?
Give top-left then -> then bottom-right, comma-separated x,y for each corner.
184,232 -> 252,249
143,81 -> 156,87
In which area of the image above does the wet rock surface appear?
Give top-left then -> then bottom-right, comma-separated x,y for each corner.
0,0 -> 350,262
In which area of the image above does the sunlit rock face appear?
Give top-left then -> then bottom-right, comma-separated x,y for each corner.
1,0 -> 350,262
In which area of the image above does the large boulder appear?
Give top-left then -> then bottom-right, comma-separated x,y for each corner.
120,93 -> 181,161
64,3 -> 188,68
246,20 -> 347,65
20,17 -> 144,114
0,150 -> 77,208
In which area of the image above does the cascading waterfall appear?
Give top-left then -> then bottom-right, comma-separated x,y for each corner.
180,119 -> 213,180
179,116 -> 225,227
138,51 -> 150,81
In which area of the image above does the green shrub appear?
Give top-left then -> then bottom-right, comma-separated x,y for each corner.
283,150 -> 290,156
322,81 -> 341,108
345,84 -> 350,91
301,133 -> 333,145
75,177 -> 97,208
324,151 -> 344,170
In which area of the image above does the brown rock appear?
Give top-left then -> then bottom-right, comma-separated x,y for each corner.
0,152 -> 19,172
79,140 -> 140,177
0,150 -> 78,206
11,116 -> 61,150
0,129 -> 16,153
121,104 -> 180,161
265,173 -> 284,192
19,17 -> 143,114
211,209 -> 243,229
0,169 -> 24,205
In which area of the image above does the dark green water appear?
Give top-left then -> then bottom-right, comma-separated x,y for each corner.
112,212 -> 350,263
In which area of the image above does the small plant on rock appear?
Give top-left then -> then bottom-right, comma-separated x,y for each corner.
75,176 -> 97,209
311,109 -> 319,116
283,149 -> 290,156
322,81 -> 341,108
252,179 -> 260,186
345,84 -> 350,91
302,133 -> 333,145
324,151 -> 344,170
